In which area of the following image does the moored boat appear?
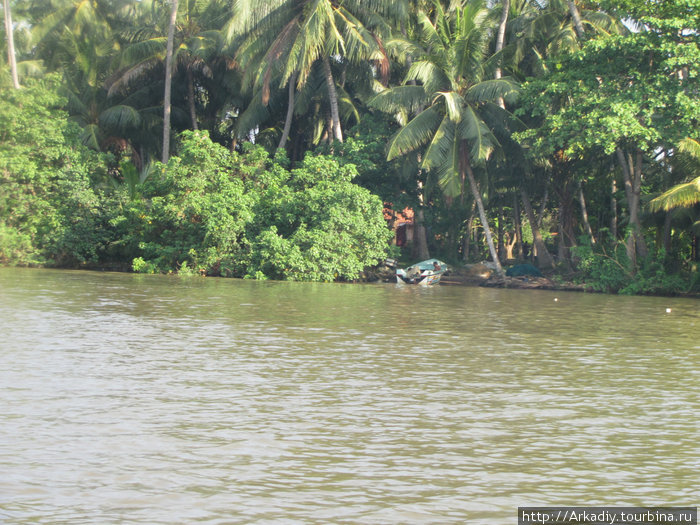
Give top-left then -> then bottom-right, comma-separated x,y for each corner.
396,259 -> 447,285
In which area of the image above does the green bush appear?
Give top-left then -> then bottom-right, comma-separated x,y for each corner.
0,77 -> 108,265
114,131 -> 254,275
245,154 -> 393,281
112,132 -> 392,281
573,241 -> 689,295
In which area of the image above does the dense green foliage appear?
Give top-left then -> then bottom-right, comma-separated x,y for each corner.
1,0 -> 698,291
0,77 -> 108,265
0,89 -> 391,280
117,132 -> 392,280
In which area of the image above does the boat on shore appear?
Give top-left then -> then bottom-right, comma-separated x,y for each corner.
395,259 -> 447,285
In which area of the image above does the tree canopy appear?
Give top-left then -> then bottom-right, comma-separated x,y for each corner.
1,0 -> 698,292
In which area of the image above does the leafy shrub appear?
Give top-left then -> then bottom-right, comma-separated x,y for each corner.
0,77 -> 109,265
245,154 -> 393,281
113,132 -> 392,281
573,241 -> 689,295
572,242 -> 631,293
132,256 -> 157,274
116,131 -> 254,275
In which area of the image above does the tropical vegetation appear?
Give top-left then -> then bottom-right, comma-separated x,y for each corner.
1,0 -> 698,293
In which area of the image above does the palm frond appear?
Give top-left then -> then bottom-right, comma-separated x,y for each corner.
80,123 -> 101,150
335,7 -> 373,62
416,10 -> 445,54
465,78 -> 520,104
433,91 -> 465,122
384,37 -> 425,63
235,90 -> 271,139
368,85 -> 428,115
16,60 -> 46,79
387,107 -> 442,160
461,105 -> 495,163
338,86 -> 361,126
405,60 -> 450,95
649,177 -> 700,211
106,58 -> 161,97
429,119 -> 462,198
119,38 -> 167,68
225,0 -> 289,41
422,115 -> 455,170
678,138 -> 700,159
100,105 -> 143,130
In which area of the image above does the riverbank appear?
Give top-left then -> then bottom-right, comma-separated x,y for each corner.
5,261 -> 699,297
371,264 -> 580,291
372,263 -> 699,297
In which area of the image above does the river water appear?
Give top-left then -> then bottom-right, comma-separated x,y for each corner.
0,268 -> 698,524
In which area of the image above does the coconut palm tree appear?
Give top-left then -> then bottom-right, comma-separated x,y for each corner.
104,0 -> 229,161
110,0 -> 227,132
226,0 -> 394,145
162,0 -> 178,162
371,0 -> 519,277
21,0 -> 147,155
505,0 -> 625,81
650,139 -> 700,212
3,0 -> 20,88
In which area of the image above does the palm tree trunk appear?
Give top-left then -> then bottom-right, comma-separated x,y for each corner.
415,179 -> 430,260
521,186 -> 555,269
277,71 -> 297,151
578,181 -> 595,244
322,56 -> 343,143
187,67 -> 198,131
3,0 -> 20,89
463,201 -> 476,262
494,0 -> 509,109
611,177 -> 618,240
497,203 -> 506,261
537,185 -> 548,228
162,0 -> 178,164
513,194 -> 523,259
414,210 -> 430,260
462,148 -> 504,278
568,0 -> 586,40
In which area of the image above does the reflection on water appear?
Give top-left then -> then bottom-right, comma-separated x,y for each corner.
0,268 -> 698,524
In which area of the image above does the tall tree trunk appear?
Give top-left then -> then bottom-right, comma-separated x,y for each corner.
277,71 -> 297,151
322,56 -> 343,143
568,0 -> 586,40
414,211 -> 430,260
3,0 -> 20,89
611,178 -> 618,241
537,185 -> 548,228
414,179 -> 430,260
494,0 -> 509,109
463,201 -> 476,262
497,203 -> 506,261
578,181 -> 595,245
521,186 -> 555,269
615,147 -> 648,266
631,149 -> 648,259
557,207 -> 571,268
186,67 -> 198,130
554,175 -> 576,263
662,212 -> 672,253
462,147 -> 504,278
162,0 -> 178,164
513,194 -> 523,259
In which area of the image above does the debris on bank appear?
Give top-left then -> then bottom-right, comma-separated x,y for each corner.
418,262 -> 587,292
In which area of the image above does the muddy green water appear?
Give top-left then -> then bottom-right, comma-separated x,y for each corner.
0,268 -> 698,524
